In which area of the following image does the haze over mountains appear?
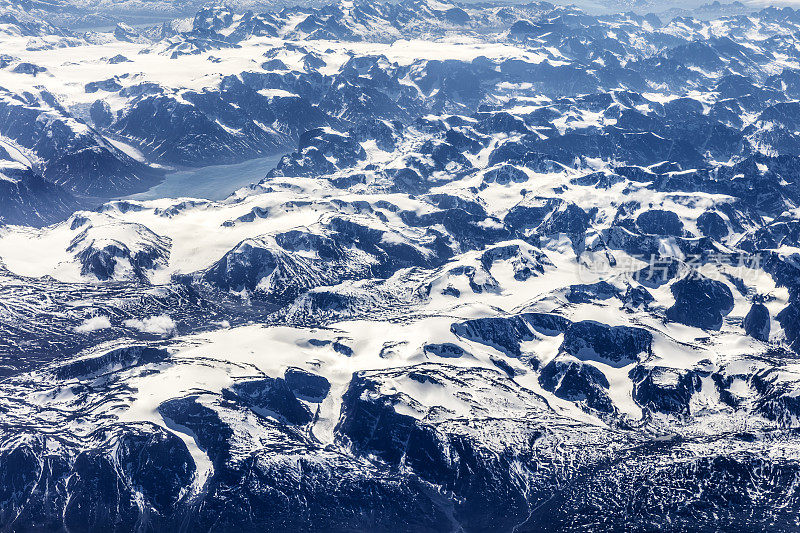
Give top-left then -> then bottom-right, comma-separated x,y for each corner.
0,0 -> 770,30
1,0 -> 800,530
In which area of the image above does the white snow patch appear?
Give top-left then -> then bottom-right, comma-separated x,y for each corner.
74,316 -> 112,333
123,314 -> 177,335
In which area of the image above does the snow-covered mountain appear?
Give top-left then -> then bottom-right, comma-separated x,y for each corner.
2,1 -> 800,531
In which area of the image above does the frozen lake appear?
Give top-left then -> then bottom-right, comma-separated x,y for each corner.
124,154 -> 285,201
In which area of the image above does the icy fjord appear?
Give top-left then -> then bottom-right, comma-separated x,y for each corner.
1,0 -> 800,530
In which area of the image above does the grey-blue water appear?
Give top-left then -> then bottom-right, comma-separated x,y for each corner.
125,154 -> 285,201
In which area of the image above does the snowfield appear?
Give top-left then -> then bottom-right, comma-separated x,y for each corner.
2,0 -> 800,531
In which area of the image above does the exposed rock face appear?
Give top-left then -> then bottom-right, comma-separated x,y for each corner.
631,365 -> 702,415
0,166 -> 78,227
540,356 -> 614,412
451,312 -> 570,357
666,276 -> 735,330
697,211 -> 729,240
744,302 -> 770,341
284,367 -> 331,400
483,164 -> 528,185
561,321 -> 652,366
423,342 -> 466,358
52,345 -> 169,380
333,364 -> 555,531
0,424 -> 195,532
505,197 -> 591,235
636,209 -> 684,236
223,376 -> 313,424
